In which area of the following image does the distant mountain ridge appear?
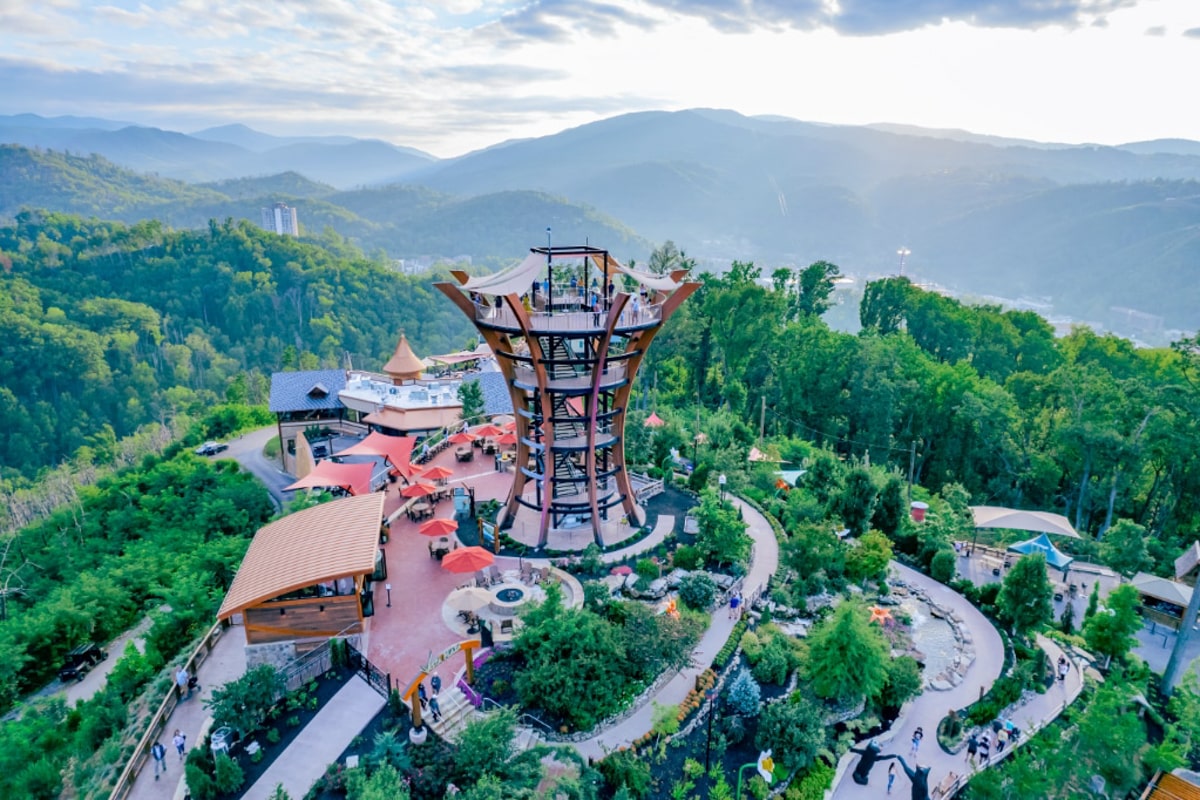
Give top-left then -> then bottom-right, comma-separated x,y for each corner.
2,110 -> 1200,332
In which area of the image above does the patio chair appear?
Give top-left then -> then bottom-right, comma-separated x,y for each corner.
500,619 -> 514,635
475,571 -> 489,589
486,566 -> 502,585
520,563 -> 533,584
532,567 -> 548,584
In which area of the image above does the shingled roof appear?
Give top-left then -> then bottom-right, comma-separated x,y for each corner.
463,371 -> 513,416
269,369 -> 347,413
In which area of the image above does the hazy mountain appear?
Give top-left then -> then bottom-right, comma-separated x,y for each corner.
198,172 -> 338,199
1116,139 -> 1200,157
0,120 -> 438,188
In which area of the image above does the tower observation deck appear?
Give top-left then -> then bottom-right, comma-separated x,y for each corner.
436,245 -> 698,547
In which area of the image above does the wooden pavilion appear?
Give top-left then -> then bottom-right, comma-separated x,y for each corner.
218,493 -> 385,645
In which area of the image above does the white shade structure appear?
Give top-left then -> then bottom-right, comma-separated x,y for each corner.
970,506 -> 1080,538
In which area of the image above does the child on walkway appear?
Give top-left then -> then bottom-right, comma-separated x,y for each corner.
172,730 -> 187,761
910,726 -> 923,758
887,762 -> 896,795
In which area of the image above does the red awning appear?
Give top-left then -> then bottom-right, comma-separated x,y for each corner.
337,432 -> 416,478
284,460 -> 375,497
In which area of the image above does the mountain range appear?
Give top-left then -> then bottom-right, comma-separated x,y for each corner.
2,110 -> 1199,334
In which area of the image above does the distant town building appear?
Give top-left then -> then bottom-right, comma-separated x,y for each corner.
260,202 -> 300,236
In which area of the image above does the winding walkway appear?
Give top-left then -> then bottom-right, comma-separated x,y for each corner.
831,563 -> 1084,799
573,496 -> 779,760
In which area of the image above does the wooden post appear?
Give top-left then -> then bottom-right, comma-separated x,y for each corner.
464,645 -> 475,684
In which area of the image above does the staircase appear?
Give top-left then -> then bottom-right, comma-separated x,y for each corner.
426,686 -> 481,743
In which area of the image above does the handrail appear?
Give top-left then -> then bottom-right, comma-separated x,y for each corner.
479,696 -> 555,734
108,621 -> 228,800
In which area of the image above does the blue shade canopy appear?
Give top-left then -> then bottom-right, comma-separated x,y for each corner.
1007,533 -> 1074,571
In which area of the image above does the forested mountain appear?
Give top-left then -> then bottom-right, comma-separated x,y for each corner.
0,212 -> 477,480
5,105 -> 1200,331
0,146 -> 650,264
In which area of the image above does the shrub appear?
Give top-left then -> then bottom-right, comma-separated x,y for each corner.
752,636 -> 792,686
726,669 -> 763,716
579,544 -> 604,575
598,749 -> 652,799
287,715 -> 300,727
683,758 -> 705,779
185,761 -> 216,800
250,749 -> 264,764
678,572 -> 718,611
635,558 -> 661,583
785,761 -> 835,800
491,678 -> 510,696
672,544 -> 704,570
266,728 -> 281,745
723,714 -> 747,745
740,631 -> 763,664
213,753 -> 245,793
930,549 -> 957,584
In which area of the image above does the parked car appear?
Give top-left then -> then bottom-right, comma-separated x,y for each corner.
194,441 -> 228,456
59,643 -> 108,682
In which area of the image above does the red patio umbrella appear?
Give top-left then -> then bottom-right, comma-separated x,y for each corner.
503,420 -> 517,431
419,517 -> 459,537
448,432 -> 476,444
496,432 -> 518,446
401,482 -> 439,498
472,424 -> 504,438
420,465 -> 455,481
441,546 -> 495,573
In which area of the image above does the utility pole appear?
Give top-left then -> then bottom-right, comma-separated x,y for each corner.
907,440 -> 917,504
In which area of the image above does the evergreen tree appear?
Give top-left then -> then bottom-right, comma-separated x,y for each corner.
998,553 -> 1053,637
805,602 -> 890,705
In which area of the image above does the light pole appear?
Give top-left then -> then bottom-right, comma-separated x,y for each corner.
385,583 -> 392,608
897,247 -> 911,277
704,689 -> 717,770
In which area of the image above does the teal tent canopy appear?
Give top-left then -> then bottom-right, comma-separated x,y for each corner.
1007,533 -> 1074,572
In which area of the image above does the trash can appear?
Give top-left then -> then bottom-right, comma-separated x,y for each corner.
211,726 -> 235,756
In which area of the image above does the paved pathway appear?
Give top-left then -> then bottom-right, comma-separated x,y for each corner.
225,426 -> 292,510
831,564 -> 1087,799
832,562 -> 1005,799
126,630 -> 247,800
574,496 -> 778,760
243,678 -> 385,800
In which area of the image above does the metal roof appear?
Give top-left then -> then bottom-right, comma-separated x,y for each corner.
463,371 -> 513,416
218,493 -> 384,620
269,369 -> 347,413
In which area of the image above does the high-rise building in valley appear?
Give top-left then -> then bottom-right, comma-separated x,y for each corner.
261,202 -> 300,236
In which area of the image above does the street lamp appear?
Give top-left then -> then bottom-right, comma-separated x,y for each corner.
704,689 -> 717,771
385,583 -> 392,608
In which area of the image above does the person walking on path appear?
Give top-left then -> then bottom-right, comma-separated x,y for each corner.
1058,655 -> 1070,684
966,732 -> 978,769
978,731 -> 991,766
431,673 -> 441,694
176,666 -> 190,699
429,695 -> 442,722
417,682 -> 428,709
151,741 -> 167,779
172,730 -> 187,761
728,592 -> 741,619
886,762 -> 896,795
910,727 -> 923,758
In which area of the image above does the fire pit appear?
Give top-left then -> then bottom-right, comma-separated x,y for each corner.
490,584 -> 527,617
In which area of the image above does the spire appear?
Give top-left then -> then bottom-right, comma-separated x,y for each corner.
383,333 -> 424,383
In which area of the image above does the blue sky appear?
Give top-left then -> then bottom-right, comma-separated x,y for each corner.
1,0 -> 1198,157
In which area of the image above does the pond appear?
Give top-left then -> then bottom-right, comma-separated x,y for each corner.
900,598 -> 958,682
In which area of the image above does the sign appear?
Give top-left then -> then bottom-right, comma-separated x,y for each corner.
481,520 -> 496,548
756,750 -> 774,783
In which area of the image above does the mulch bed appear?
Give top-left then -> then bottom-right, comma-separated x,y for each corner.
202,665 -> 355,799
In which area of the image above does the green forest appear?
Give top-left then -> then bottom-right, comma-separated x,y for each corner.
0,211 -> 478,485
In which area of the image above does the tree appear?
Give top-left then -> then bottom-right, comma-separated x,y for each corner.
794,260 -> 841,317
347,764 -> 411,800
880,656 -> 923,710
755,694 -> 825,770
726,668 -> 762,717
1098,519 -> 1150,579
805,602 -> 890,705
997,554 -> 1053,637
871,476 -> 907,539
205,664 -> 285,736
457,380 -> 485,425
845,530 -> 893,584
929,549 -> 957,584
693,490 -> 751,568
452,707 -> 542,791
1083,584 -> 1142,668
832,467 -> 878,537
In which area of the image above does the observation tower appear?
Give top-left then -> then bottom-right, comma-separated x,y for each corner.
437,244 -> 697,547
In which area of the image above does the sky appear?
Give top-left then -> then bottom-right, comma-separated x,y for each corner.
1,0 -> 1198,158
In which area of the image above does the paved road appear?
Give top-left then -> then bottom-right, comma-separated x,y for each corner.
832,562 -> 1005,799
220,426 -> 291,510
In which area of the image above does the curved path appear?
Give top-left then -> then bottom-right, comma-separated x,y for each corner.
573,496 -> 779,760
831,562 -> 1005,799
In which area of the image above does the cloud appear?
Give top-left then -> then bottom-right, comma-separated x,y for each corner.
1184,26 -> 1200,38
1144,25 -> 1165,36
489,0 -> 1145,39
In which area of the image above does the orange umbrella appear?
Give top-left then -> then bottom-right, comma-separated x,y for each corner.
421,465 -> 455,481
503,420 -> 517,431
441,546 -> 495,573
472,424 -> 504,437
419,517 -> 459,537
449,432 -> 476,444
401,482 -> 439,498
496,432 -> 518,446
